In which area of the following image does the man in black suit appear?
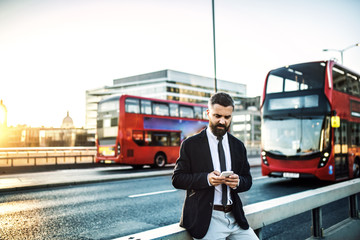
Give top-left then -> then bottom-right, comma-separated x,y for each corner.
172,92 -> 258,239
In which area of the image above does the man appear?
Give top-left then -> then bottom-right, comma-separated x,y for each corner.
172,92 -> 258,239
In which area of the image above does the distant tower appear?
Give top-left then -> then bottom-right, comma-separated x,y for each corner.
0,99 -> 7,128
61,111 -> 74,129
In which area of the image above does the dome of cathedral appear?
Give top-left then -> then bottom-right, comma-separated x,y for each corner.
61,111 -> 74,128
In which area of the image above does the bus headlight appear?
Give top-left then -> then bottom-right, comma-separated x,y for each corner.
262,151 -> 269,166
318,152 -> 329,168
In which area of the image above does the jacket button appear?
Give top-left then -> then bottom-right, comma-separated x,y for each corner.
209,202 -> 213,206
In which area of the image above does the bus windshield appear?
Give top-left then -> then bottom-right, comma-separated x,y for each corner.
262,116 -> 329,156
97,97 -> 119,145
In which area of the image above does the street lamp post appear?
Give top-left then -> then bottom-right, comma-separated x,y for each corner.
323,42 -> 360,64
212,0 -> 217,93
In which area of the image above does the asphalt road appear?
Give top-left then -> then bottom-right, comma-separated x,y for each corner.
0,167 -> 358,240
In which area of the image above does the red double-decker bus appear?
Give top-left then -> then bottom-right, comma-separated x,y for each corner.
96,95 -> 208,168
261,60 -> 360,181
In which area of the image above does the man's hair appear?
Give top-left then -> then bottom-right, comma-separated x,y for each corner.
208,92 -> 234,109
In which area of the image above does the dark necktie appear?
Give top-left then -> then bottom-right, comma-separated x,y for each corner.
217,136 -> 227,206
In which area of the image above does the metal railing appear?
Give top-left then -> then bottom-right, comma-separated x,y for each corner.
117,178 -> 360,240
0,147 -> 96,167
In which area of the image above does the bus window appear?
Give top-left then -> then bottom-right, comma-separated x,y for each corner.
145,132 -> 152,145
351,123 -> 359,147
266,75 -> 283,93
342,123 -> 348,153
267,62 -> 325,94
321,116 -> 331,151
180,105 -> 194,118
133,130 -> 144,146
170,103 -> 179,117
202,107 -> 208,119
347,73 -> 359,96
170,132 -> 181,146
194,106 -> 202,119
141,100 -> 152,115
152,132 -> 169,146
153,102 -> 169,116
284,78 -> 299,92
333,67 -> 347,93
125,98 -> 140,113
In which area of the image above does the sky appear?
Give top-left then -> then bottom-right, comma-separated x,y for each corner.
0,0 -> 360,128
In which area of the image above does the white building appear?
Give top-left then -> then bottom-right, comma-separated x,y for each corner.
85,69 -> 247,139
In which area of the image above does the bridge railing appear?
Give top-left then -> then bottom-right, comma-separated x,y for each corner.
117,178 -> 360,240
0,147 -> 96,167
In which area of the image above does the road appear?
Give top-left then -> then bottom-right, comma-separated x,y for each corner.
0,166 -> 357,239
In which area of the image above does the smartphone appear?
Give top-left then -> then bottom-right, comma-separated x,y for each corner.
220,171 -> 233,177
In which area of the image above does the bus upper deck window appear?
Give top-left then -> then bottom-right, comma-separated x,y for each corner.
125,98 -> 140,113
153,103 -> 169,116
194,106 -> 202,119
170,103 -> 179,117
180,105 -> 194,118
202,107 -> 208,119
266,75 -> 283,93
141,100 -> 152,115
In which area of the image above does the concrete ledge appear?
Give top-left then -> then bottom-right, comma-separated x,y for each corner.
244,179 -> 360,230
115,223 -> 191,240
118,179 -> 360,240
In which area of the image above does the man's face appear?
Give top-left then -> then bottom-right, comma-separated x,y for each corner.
207,103 -> 233,137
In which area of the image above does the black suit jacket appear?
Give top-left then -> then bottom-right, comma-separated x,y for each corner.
172,128 -> 252,239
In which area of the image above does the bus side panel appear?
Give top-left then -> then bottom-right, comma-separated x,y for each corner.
120,145 -> 179,166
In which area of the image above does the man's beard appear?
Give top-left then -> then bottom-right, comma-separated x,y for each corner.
209,121 -> 230,138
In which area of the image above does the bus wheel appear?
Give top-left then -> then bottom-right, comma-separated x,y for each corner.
153,153 -> 166,168
353,159 -> 360,178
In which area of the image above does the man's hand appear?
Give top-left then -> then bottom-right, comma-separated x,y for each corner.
225,173 -> 239,189
208,170 -> 226,186
209,171 -> 239,189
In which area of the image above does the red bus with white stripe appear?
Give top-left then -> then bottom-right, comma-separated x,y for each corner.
261,60 -> 360,181
96,95 -> 208,168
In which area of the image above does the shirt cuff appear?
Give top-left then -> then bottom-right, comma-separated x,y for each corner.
207,173 -> 212,186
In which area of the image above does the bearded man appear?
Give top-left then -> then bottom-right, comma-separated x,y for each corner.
172,92 -> 258,240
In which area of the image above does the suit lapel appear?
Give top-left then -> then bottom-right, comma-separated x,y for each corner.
228,134 -> 239,171
198,128 -> 214,171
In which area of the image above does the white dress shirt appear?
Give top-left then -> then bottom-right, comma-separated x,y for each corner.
206,127 -> 233,205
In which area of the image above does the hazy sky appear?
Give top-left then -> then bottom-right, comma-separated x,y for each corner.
1,0 -> 359,128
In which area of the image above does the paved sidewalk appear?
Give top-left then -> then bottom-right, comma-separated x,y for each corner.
0,157 -> 261,193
